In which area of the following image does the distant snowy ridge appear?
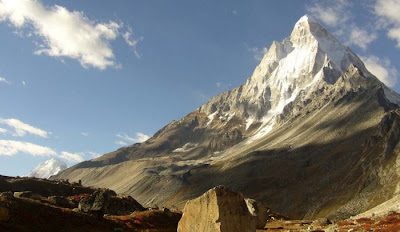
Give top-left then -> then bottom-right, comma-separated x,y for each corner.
28,158 -> 67,179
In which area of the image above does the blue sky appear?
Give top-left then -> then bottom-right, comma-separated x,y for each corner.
0,0 -> 399,176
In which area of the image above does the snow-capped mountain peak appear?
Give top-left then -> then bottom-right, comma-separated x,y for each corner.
198,15 -> 398,139
28,158 -> 67,179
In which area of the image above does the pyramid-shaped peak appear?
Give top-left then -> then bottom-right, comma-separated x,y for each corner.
296,14 -> 318,24
290,14 -> 329,40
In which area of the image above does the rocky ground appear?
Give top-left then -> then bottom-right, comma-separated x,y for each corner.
1,175 -> 399,232
0,175 -> 181,232
261,212 -> 400,231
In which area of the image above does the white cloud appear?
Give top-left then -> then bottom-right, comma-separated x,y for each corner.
59,151 -> 85,163
80,132 -> 89,136
361,55 -> 398,87
114,140 -> 128,146
0,0 -> 123,69
0,117 -> 50,138
0,140 -> 56,156
87,151 -> 100,158
349,27 -> 377,51
247,46 -> 268,61
374,0 -> 400,47
0,77 -> 10,84
306,0 -> 350,27
307,5 -> 343,27
123,27 -> 144,58
307,0 -> 377,51
115,132 -> 150,146
0,128 -> 7,133
22,80 -> 26,86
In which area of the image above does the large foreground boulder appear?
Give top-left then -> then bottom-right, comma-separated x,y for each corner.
177,185 -> 256,232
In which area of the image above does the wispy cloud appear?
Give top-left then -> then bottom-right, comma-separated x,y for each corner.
0,117 -> 50,138
0,0 -> 141,69
0,140 -> 56,156
247,46 -> 268,61
0,128 -> 7,133
87,151 -> 100,158
115,140 -> 128,146
374,0 -> 400,47
59,151 -> 85,163
306,0 -> 377,51
0,138 -> 100,164
22,80 -> 26,86
306,0 -> 350,27
361,55 -> 398,87
115,132 -> 150,146
0,77 -> 10,84
349,26 -> 377,51
80,132 -> 89,137
123,27 -> 144,58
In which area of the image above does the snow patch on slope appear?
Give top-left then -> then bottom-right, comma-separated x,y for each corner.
173,143 -> 198,153
206,111 -> 218,126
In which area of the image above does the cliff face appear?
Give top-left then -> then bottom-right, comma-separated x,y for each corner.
56,15 -> 400,220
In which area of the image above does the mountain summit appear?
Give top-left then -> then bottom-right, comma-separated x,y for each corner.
56,15 -> 400,220
29,158 -> 67,179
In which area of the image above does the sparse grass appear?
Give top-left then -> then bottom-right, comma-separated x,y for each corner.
356,217 -> 375,224
337,220 -> 355,226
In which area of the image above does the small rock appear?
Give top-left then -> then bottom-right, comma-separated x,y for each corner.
312,218 -> 332,226
13,191 -> 42,200
163,207 -> 174,217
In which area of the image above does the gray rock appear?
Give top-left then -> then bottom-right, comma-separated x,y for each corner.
312,218 -> 332,226
78,189 -> 116,217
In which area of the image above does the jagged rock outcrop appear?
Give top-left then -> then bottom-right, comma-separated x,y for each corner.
177,186 -> 256,232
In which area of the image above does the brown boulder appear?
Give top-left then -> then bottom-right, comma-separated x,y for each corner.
177,185 -> 256,232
